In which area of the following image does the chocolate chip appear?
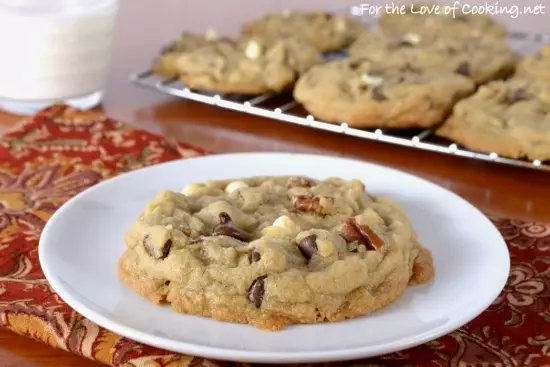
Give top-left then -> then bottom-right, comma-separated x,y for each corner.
349,60 -> 361,70
507,88 -> 530,104
250,249 -> 261,263
143,235 -> 172,260
372,87 -> 388,101
397,40 -> 415,47
455,61 -> 471,77
248,275 -> 267,308
212,212 -> 253,242
287,177 -> 316,188
297,235 -> 318,260
164,280 -> 171,286
340,218 -> 384,251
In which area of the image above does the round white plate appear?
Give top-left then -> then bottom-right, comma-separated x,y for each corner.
39,153 -> 509,363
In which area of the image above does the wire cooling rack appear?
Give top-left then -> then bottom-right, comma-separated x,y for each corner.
130,14 -> 550,173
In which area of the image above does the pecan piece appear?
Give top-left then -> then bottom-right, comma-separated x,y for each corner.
293,194 -> 332,215
287,176 -> 317,188
340,218 -> 384,251
212,212 -> 253,242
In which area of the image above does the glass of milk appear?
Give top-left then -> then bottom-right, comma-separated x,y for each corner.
0,0 -> 119,115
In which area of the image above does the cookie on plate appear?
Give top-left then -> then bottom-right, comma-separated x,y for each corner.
379,3 -> 507,38
515,45 -> 550,82
242,10 -> 366,52
156,34 -> 322,94
118,176 -> 434,331
293,58 -> 475,128
437,78 -> 550,161
348,31 -> 517,85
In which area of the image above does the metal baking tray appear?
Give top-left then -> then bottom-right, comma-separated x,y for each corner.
130,11 -> 550,172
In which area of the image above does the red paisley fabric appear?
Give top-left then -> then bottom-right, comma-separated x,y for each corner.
0,105 -> 549,367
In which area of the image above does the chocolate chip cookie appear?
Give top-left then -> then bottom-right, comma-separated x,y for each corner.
241,10 -> 366,52
515,45 -> 550,82
437,78 -> 550,161
293,58 -> 475,129
118,176 -> 434,331
379,3 -> 507,39
153,33 -> 322,94
348,31 -> 517,85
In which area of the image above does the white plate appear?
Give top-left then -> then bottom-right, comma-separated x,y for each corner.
39,153 -> 509,363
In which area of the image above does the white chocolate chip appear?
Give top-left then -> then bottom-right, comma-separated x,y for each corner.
361,73 -> 384,87
334,17 -> 348,32
245,40 -> 262,59
204,28 -> 218,41
272,215 -> 301,234
181,183 -> 203,196
225,181 -> 249,193
317,239 -> 334,257
402,33 -> 421,45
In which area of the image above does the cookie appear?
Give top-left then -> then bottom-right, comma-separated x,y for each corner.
437,78 -> 550,161
241,10 -> 366,52
119,176 -> 434,331
515,45 -> 550,82
348,31 -> 517,85
293,58 -> 475,129
379,3 -> 507,38
152,31 -> 218,78
155,34 -> 322,95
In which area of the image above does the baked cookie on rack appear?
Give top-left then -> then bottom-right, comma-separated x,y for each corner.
241,10 -> 366,52
154,33 -> 323,94
348,31 -> 517,85
437,78 -> 550,161
379,3 -> 507,38
293,57 -> 475,129
118,176 -> 434,331
153,31 -> 219,78
515,45 -> 550,82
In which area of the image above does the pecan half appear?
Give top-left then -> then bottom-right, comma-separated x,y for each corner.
293,195 -> 333,215
340,218 -> 384,251
212,212 -> 253,242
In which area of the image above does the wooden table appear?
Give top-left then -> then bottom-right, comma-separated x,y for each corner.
1,1 -> 549,366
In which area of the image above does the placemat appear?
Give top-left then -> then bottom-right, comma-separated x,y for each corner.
1,105 -> 549,367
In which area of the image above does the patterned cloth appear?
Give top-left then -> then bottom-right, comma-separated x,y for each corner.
0,106 -> 549,367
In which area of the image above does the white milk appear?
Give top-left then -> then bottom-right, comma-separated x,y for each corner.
0,0 -> 119,114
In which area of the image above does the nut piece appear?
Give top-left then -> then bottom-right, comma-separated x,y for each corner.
248,275 -> 267,308
212,212 -> 253,242
361,73 -> 384,87
143,226 -> 173,260
245,40 -> 262,59
293,194 -> 333,215
225,180 -> 249,193
340,218 -> 384,251
297,234 -> 318,260
287,176 -> 317,188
